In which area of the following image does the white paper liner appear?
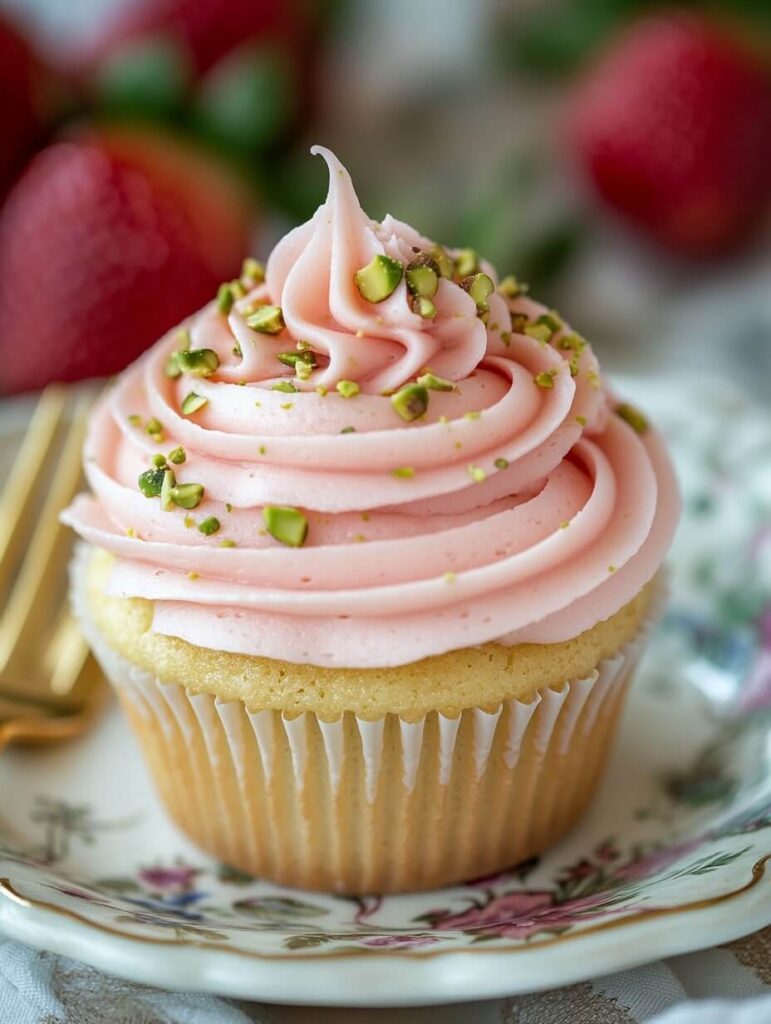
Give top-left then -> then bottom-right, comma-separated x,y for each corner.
70,545 -> 664,892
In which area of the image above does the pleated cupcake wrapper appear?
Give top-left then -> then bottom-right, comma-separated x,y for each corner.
71,545 -> 663,892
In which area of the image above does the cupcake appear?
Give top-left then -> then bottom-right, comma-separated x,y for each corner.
63,147 -> 680,894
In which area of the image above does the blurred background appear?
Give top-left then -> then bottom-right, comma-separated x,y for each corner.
1,0 -> 770,397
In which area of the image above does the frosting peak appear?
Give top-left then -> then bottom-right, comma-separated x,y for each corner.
63,148 -> 679,669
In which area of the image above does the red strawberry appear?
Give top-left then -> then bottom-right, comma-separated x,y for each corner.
568,15 -> 771,257
0,12 -> 57,197
80,0 -> 306,77
0,127 -> 254,394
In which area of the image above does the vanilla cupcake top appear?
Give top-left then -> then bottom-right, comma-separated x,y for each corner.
64,147 -> 680,669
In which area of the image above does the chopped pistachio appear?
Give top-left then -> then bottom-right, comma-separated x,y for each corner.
336,380 -> 360,398
296,339 -> 312,351
164,355 -> 182,378
569,355 -> 580,377
278,350 -> 317,372
315,385 -> 328,396
525,323 -> 553,344
536,311 -> 562,334
125,527 -> 135,538
146,417 -> 163,437
438,415 -> 449,424
127,414 -> 142,426
454,248 -> 479,278
417,372 -> 455,392
534,369 -> 557,389
262,505 -> 308,547
498,274 -> 529,299
181,392 -> 208,415
184,515 -> 195,529
230,279 -> 246,300
608,564 -> 617,573
168,446 -> 186,465
198,516 -> 221,536
296,359 -> 314,381
391,466 -> 415,478
511,313 -> 529,334
443,571 -> 457,583
217,283 -> 234,315
615,402 -> 649,434
187,571 -> 199,580
138,467 -> 165,498
175,348 -> 220,377
575,414 -> 587,427
460,273 -> 494,315
247,305 -> 285,334
220,538 -> 237,548
236,380 -> 246,386
280,401 -> 294,410
427,244 -> 454,279
494,457 -> 509,470
587,370 -> 602,390
411,295 -> 437,319
560,520 -> 570,530
468,464 -> 486,482
500,331 -> 512,347
405,260 -> 439,299
232,341 -> 242,358
259,445 -> 266,455
353,254 -> 403,303
225,503 -> 233,513
391,383 -> 429,421
151,453 -> 167,468
340,426 -> 356,434
160,468 -> 176,511
272,381 -> 298,393
241,257 -> 265,284
175,327 -> 191,350
170,482 -> 204,509
558,333 -> 585,352
463,410 -> 481,420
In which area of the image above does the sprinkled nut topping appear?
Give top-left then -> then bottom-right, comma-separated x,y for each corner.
175,348 -> 219,377
615,402 -> 649,434
336,380 -> 360,398
127,414 -> 142,426
272,381 -> 298,393
278,350 -> 317,378
575,414 -> 587,426
160,468 -> 176,510
391,466 -> 415,478
454,248 -> 479,278
241,257 -> 265,284
524,322 -> 553,343
460,273 -> 494,316
168,446 -> 186,465
164,355 -> 182,378
429,244 -> 454,279
217,283 -> 234,315
405,259 -> 439,299
534,369 -> 557,389
353,254 -> 403,302
468,464 -> 486,482
198,516 -> 220,536
247,305 -> 285,334
411,295 -> 437,319
146,418 -> 164,441
417,372 -> 456,392
220,538 -> 237,548
340,426 -> 356,433
181,392 -> 208,415
443,571 -> 457,583
498,275 -> 529,299
391,383 -> 429,421
138,467 -> 165,498
558,333 -> 585,352
494,457 -> 509,470
170,482 -> 205,510
175,327 -> 191,350
263,506 -> 308,547
151,453 -> 167,468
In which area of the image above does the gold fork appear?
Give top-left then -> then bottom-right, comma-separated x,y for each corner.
0,386 -> 105,751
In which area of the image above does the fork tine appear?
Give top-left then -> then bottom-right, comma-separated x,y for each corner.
0,387 -> 69,598
0,390 -> 91,684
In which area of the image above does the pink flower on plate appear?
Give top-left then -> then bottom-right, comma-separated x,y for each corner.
359,934 -> 439,949
614,837 -> 702,882
138,865 -> 199,892
432,890 -> 554,933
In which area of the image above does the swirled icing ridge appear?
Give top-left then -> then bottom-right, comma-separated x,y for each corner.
63,147 -> 679,668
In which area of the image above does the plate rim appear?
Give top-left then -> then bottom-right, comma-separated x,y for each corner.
1,854 -> 770,1005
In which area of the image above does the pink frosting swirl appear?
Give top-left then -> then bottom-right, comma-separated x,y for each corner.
63,147 -> 679,668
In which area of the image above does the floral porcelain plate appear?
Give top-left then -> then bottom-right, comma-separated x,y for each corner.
1,374 -> 770,1007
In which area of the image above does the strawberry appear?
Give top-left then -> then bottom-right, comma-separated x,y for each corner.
0,127 -> 254,394
0,12 -> 56,197
80,0 -> 306,77
568,15 -> 771,258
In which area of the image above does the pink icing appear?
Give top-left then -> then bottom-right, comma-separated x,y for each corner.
62,147 -> 680,669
